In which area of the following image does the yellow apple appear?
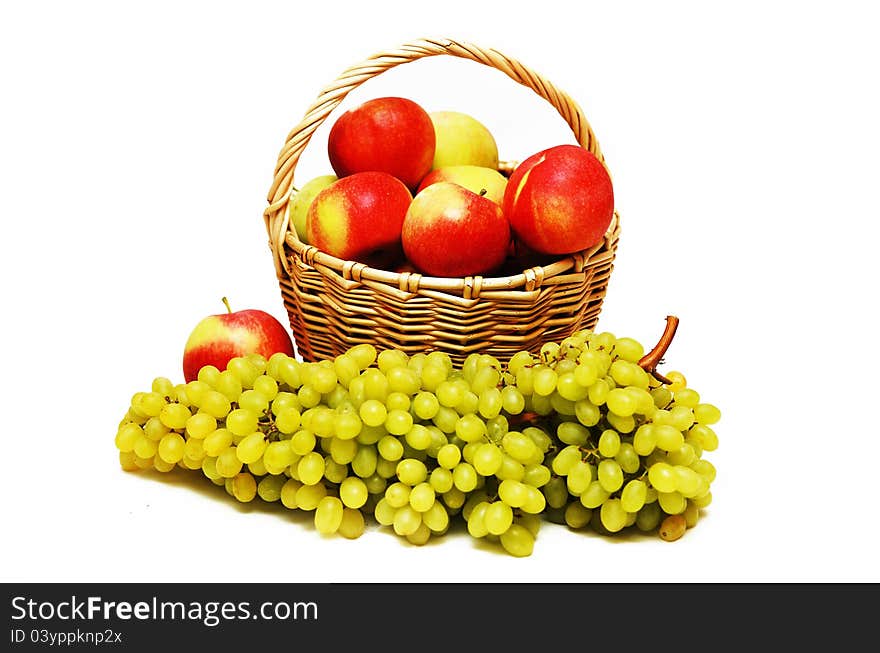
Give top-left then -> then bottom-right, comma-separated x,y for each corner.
287,174 -> 337,243
416,165 -> 508,206
429,111 -> 499,170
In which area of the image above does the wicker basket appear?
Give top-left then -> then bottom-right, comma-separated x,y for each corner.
263,37 -> 621,365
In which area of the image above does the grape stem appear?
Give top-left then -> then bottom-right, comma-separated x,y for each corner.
638,315 -> 680,385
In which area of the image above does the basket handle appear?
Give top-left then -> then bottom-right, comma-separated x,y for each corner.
263,36 -> 606,277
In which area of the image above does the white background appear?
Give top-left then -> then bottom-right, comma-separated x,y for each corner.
2,0 -> 878,584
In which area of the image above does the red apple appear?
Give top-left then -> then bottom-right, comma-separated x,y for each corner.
503,144 -> 614,255
306,171 -> 412,263
402,182 -> 511,277
327,96 -> 435,190
182,298 -> 295,383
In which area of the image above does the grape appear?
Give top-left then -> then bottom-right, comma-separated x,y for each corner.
551,445 -> 581,476
500,386 -> 525,415
409,483 -> 436,512
377,435 -> 404,462
422,502 -> 450,532
499,524 -> 534,557
404,424 -> 432,450
659,514 -> 687,541
329,436 -> 358,465
599,498 -> 628,533
227,408 -> 259,437
597,459 -> 624,493
452,463 -> 478,492
566,461 -> 593,495
522,463 -> 551,488
392,506 -> 422,536
521,486 -> 547,514
236,432 -> 267,465
153,456 -> 176,473
472,442 -> 503,476
200,391 -> 231,419
668,442 -> 697,467
115,423 -> 142,453
658,491 -> 687,515
385,409 -> 414,436
484,502 -> 514,535
556,422 -> 589,447
647,462 -> 677,493
436,443 -> 461,470
348,344 -> 377,370
466,502 -> 490,538
315,497 -> 344,534
185,413 -> 217,440
564,502 -> 592,529
615,443 -> 641,474
114,323 -> 719,553
231,472 -> 257,503
497,455 -> 525,482
455,414 -> 486,443
133,436 -> 158,460
621,479 -> 648,513
142,417 -> 169,441
691,458 -> 717,483
574,399 -> 600,426
396,458 -> 428,486
655,424 -> 685,452
498,479 -> 529,508
412,391 -> 440,420
428,467 -> 454,494
157,433 -> 186,464
338,508 -> 366,539
580,481 -> 610,509
257,474 -> 287,502
159,403 -> 191,430
532,367 -> 558,396
295,483 -> 327,511
215,447 -> 243,478
297,451 -> 325,485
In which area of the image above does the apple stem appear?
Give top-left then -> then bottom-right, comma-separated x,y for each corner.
638,315 -> 680,385
479,188 -> 488,197
221,297 -> 232,314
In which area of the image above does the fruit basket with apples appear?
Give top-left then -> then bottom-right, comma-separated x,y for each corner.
263,37 -> 621,365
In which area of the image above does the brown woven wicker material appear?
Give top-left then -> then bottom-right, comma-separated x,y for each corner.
263,37 -> 621,364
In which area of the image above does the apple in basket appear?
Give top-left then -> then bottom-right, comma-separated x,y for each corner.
417,165 -> 508,206
502,144 -> 614,255
306,171 -> 412,265
182,298 -> 295,383
327,96 -> 435,190
287,174 -> 337,243
402,181 -> 510,278
429,110 -> 499,170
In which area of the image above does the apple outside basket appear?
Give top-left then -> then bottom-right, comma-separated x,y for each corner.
262,37 -> 621,365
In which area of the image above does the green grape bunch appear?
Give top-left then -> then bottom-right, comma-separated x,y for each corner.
114,316 -> 720,556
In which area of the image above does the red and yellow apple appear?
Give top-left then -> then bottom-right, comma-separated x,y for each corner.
327,96 -> 435,190
402,182 -> 510,277
287,174 -> 337,243
416,165 -> 507,206
503,144 -> 614,255
306,171 -> 412,263
429,110 -> 498,170
182,298 -> 295,383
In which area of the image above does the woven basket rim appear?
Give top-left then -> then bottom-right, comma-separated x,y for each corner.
284,209 -> 621,293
